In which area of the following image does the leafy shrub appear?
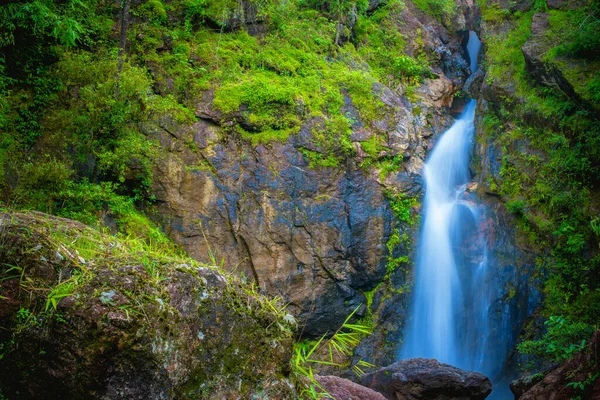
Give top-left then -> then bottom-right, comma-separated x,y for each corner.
506,199 -> 526,216
517,316 -> 595,363
393,55 -> 427,79
0,0 -> 87,47
551,5 -> 600,60
292,306 -> 374,398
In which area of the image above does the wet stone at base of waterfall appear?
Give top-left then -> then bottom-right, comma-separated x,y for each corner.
361,358 -> 493,400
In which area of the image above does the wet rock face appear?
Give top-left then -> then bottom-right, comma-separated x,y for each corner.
509,374 -> 544,399
515,330 -> 600,400
360,358 -> 493,400
463,68 -> 485,99
0,212 -> 296,400
152,133 -> 397,338
148,0 -> 472,344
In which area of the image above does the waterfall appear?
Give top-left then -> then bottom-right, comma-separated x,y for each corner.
400,32 -> 496,374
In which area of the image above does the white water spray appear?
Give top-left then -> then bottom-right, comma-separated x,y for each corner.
401,32 -> 494,373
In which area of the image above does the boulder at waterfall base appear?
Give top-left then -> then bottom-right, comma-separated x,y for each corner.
360,358 -> 492,400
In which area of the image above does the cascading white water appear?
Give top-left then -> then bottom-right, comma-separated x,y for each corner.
401,31 -> 494,373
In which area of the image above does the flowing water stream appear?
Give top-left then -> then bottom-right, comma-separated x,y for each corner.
401,31 -> 509,385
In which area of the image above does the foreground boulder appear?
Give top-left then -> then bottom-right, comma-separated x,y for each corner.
0,212 -> 296,399
360,358 -> 492,400
316,375 -> 386,400
514,330 -> 600,400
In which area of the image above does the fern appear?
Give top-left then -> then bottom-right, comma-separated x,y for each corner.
292,305 -> 375,398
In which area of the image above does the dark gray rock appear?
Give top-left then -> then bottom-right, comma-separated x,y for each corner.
464,68 -> 486,99
510,374 -> 544,399
360,358 -> 492,400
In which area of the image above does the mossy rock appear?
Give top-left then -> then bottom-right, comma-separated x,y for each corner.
0,212 -> 296,399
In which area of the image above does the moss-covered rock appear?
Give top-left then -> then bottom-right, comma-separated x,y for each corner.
0,211 -> 296,399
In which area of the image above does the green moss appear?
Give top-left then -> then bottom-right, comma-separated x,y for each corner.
480,2 -> 511,25
387,191 -> 418,225
411,0 -> 458,26
484,11 -> 533,91
478,0 -> 600,362
377,155 -> 404,181
299,148 -> 341,168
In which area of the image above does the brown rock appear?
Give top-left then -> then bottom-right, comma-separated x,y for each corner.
316,375 -> 387,400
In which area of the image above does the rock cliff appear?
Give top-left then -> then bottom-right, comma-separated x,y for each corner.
146,1 -> 476,364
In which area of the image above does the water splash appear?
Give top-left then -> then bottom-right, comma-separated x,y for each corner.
400,32 -> 496,373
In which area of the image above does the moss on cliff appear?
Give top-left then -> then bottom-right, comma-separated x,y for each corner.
477,0 -> 600,365
0,0 -> 442,227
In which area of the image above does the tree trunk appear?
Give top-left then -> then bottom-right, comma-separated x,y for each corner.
115,0 -> 131,99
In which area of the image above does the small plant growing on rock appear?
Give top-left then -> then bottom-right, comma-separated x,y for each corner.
292,305 -> 374,399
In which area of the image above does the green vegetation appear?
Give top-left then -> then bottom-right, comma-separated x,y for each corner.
0,1 -> 438,392
517,316 -> 596,363
292,305 -> 374,398
0,211 -> 300,397
478,0 -> 600,366
0,0 -> 434,223
411,0 -> 457,25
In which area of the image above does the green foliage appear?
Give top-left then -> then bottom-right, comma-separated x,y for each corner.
548,3 -> 600,60
393,55 -> 428,79
183,0 -> 252,27
385,229 -> 410,277
387,192 -> 418,225
299,0 -> 370,15
46,280 -> 78,312
0,0 -> 88,47
137,0 -> 167,24
479,0 -> 600,347
483,10 -> 532,88
411,0 -> 457,25
506,199 -> 525,216
567,372 -> 600,398
354,4 -> 431,87
292,305 -> 374,398
378,155 -> 404,180
517,316 -> 595,363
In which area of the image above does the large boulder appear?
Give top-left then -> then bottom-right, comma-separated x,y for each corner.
360,358 -> 492,400
0,212 -> 296,399
515,330 -> 600,400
